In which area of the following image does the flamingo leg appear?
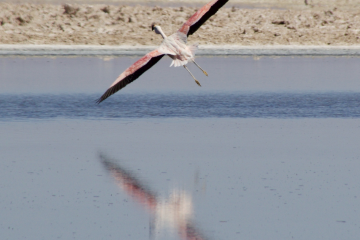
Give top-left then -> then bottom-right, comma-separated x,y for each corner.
184,65 -> 201,86
193,60 -> 208,76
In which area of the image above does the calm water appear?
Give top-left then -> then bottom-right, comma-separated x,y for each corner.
1,92 -> 360,120
1,56 -> 360,240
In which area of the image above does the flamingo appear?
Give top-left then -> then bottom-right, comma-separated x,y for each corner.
97,0 -> 229,103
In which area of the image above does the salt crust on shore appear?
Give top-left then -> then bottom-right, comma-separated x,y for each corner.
0,3 -> 360,46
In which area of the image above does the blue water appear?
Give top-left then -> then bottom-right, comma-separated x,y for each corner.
2,56 -> 360,240
1,92 -> 360,120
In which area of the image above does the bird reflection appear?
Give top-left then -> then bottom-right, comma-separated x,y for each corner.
100,153 -> 207,240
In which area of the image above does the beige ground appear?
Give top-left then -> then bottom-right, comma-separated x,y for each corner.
2,1 -> 360,10
0,2 -> 359,46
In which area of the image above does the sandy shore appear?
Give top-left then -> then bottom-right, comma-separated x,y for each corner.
0,2 -> 360,46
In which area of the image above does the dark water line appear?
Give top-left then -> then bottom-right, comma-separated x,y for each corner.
1,92 -> 360,120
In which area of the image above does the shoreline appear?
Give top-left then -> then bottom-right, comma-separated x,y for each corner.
1,44 -> 360,56
1,3 -> 360,47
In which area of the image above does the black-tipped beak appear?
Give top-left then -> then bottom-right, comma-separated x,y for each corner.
151,24 -> 155,31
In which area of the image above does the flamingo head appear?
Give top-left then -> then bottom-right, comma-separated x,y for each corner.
151,24 -> 163,35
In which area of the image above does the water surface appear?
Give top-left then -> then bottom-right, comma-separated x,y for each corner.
1,56 -> 360,240
1,92 -> 360,120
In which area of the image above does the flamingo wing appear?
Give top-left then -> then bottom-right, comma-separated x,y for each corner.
97,49 -> 164,103
178,0 -> 229,37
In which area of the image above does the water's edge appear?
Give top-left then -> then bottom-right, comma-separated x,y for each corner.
1,45 -> 360,56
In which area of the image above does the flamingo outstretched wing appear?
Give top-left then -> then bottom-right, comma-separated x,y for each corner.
97,49 -> 164,103
178,0 -> 229,37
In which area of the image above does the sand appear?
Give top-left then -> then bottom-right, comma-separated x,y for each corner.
0,2 -> 360,46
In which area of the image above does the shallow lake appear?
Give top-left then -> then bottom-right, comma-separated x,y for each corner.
1,56 -> 360,240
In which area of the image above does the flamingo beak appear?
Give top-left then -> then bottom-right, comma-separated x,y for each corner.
151,24 -> 155,31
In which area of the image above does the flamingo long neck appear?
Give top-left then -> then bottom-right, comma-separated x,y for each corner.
156,26 -> 167,39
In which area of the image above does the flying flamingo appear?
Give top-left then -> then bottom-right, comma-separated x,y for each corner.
97,0 -> 229,103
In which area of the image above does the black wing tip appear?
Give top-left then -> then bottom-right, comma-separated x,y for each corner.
95,97 -> 104,104
188,0 -> 229,36
95,95 -> 106,104
96,87 -> 115,104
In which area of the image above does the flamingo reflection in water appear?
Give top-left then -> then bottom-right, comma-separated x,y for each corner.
100,154 -> 207,240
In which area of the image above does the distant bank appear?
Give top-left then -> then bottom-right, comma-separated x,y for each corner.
1,3 -> 360,46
